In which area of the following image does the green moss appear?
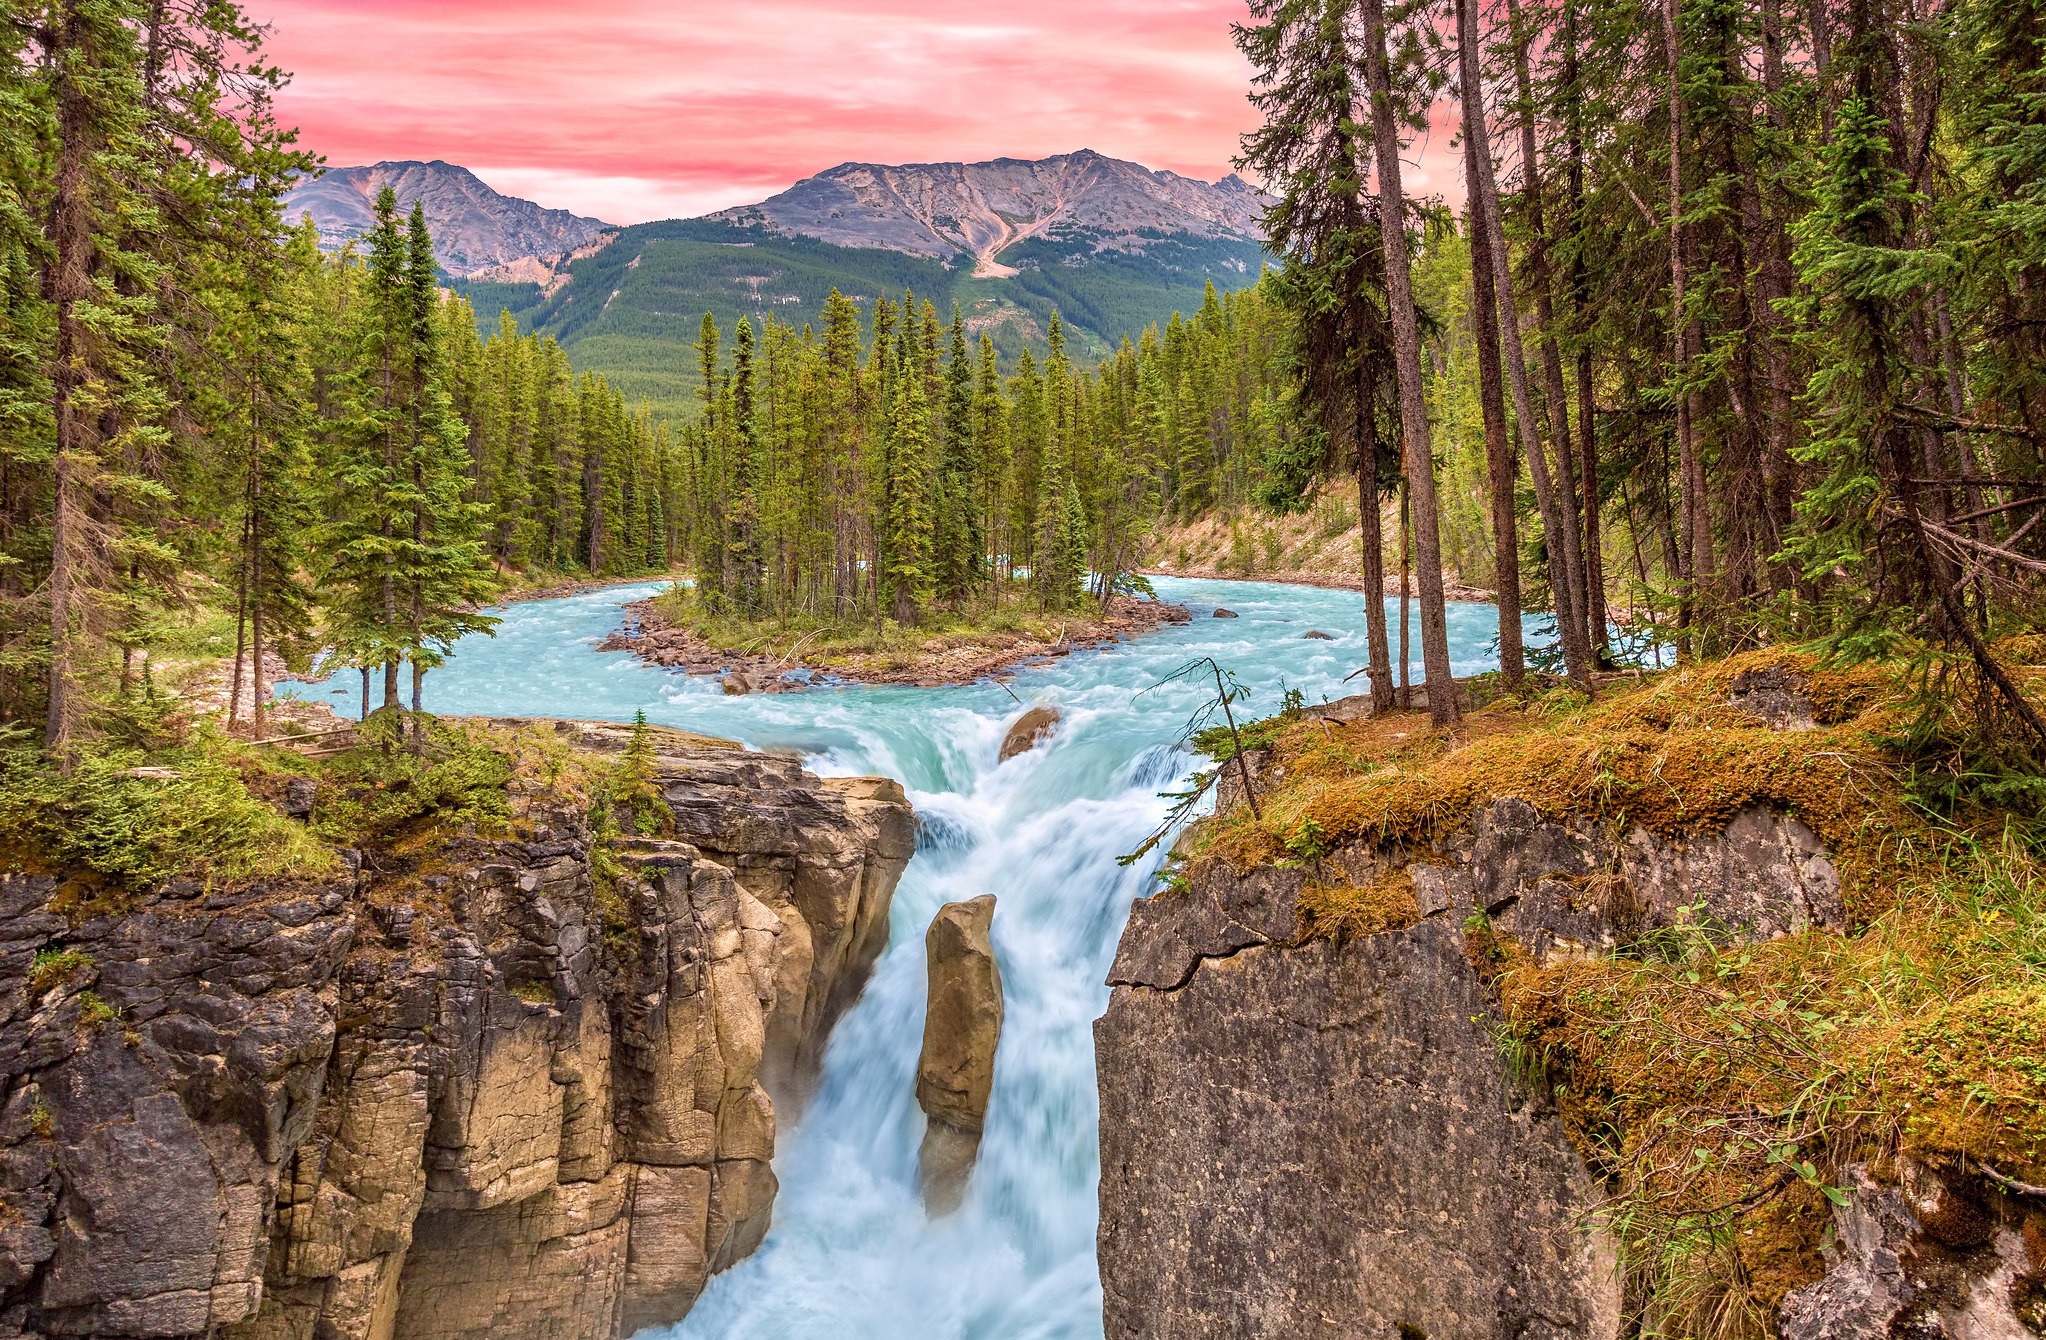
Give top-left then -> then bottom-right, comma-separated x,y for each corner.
76,991 -> 117,1027
27,948 -> 91,1000
510,980 -> 555,1005
1891,986 -> 2046,1174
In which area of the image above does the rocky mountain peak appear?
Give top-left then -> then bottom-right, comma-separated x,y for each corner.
710,149 -> 1267,278
282,160 -> 616,278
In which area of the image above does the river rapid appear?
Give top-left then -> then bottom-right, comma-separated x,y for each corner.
297,576 -> 1529,1339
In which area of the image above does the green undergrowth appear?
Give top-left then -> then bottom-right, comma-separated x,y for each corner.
308,713 -> 520,853
1186,645 -> 2046,1334
0,709 -> 634,901
0,732 -> 336,893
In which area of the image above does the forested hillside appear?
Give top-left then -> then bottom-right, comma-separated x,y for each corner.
2,0 -> 2043,767
457,216 -> 1267,418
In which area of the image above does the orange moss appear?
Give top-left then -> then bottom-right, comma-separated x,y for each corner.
1203,652 -> 1922,925
1297,867 -> 1422,941
1193,648 -> 2046,1319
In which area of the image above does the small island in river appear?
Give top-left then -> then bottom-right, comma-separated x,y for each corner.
596,586 -> 1194,690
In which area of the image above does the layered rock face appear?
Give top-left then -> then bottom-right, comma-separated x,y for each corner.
0,726 -> 913,1340
1094,798 -> 1853,1340
914,897 -> 1003,1215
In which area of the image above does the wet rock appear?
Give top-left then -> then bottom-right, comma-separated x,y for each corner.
1302,630 -> 1334,640
1211,608 -> 1238,618
998,705 -> 1061,761
916,896 -> 1003,1216
721,669 -> 753,696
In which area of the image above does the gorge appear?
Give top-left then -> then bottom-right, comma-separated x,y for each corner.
2,581 -> 2037,1339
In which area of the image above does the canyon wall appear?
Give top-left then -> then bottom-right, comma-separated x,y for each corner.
0,724 -> 913,1340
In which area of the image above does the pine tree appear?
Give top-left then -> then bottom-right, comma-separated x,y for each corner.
396,203 -> 499,723
883,362 -> 937,622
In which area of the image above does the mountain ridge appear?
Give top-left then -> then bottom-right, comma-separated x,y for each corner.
297,153 -> 1274,418
283,160 -> 616,278
708,149 -> 1265,277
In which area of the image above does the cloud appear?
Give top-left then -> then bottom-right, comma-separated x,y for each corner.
254,0 -> 1273,223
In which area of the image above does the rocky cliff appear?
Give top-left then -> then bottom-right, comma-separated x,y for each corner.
1096,661 -> 2045,1338
0,722 -> 913,1340
914,896 -> 1003,1216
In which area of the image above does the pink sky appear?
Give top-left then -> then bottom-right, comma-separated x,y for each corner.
253,0 -> 1460,224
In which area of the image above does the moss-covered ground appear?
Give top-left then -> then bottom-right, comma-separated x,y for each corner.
1179,647 -> 2046,1334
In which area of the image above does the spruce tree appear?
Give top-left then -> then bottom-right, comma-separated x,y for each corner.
936,308 -> 982,600
883,364 -> 937,622
397,203 -> 499,722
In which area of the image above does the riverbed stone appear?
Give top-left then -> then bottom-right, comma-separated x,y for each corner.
916,896 -> 1003,1215
998,705 -> 1061,760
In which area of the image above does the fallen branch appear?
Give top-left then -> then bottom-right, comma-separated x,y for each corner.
1980,1161 -> 2046,1198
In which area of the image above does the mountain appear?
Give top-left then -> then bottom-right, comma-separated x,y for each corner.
283,161 -> 615,278
708,150 -> 1265,277
447,151 -> 1271,420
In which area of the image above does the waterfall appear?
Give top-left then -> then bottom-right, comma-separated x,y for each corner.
295,576 -> 1522,1339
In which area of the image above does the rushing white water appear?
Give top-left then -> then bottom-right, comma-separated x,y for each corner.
293,576 -> 1531,1339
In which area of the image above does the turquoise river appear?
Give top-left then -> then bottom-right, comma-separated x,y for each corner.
296,576 -> 1533,1340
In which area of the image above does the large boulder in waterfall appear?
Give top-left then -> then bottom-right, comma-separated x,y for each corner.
998,704 -> 1060,760
916,895 -> 1004,1215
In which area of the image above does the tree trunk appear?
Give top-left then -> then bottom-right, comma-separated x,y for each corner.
1506,0 -> 1594,651
250,404 -> 268,735
1362,0 -> 1460,724
1756,0 -> 1801,565
45,3 -> 95,767
1563,0 -> 1609,659
1356,366 -> 1395,712
1460,0 -> 1595,691
1399,481 -> 1412,709
1465,134 -> 1527,685
1662,0 -> 1714,651
228,508 -> 251,728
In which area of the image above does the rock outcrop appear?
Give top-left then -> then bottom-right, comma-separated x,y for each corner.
998,707 -> 1061,761
708,150 -> 1265,272
1779,1162 -> 2039,1339
0,724 -> 913,1340
914,897 -> 1003,1216
1094,795 -> 1856,1339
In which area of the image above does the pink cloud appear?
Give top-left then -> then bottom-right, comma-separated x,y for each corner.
252,0 -> 1280,222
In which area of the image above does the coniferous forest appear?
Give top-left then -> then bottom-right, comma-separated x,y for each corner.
2,0 -> 2045,758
